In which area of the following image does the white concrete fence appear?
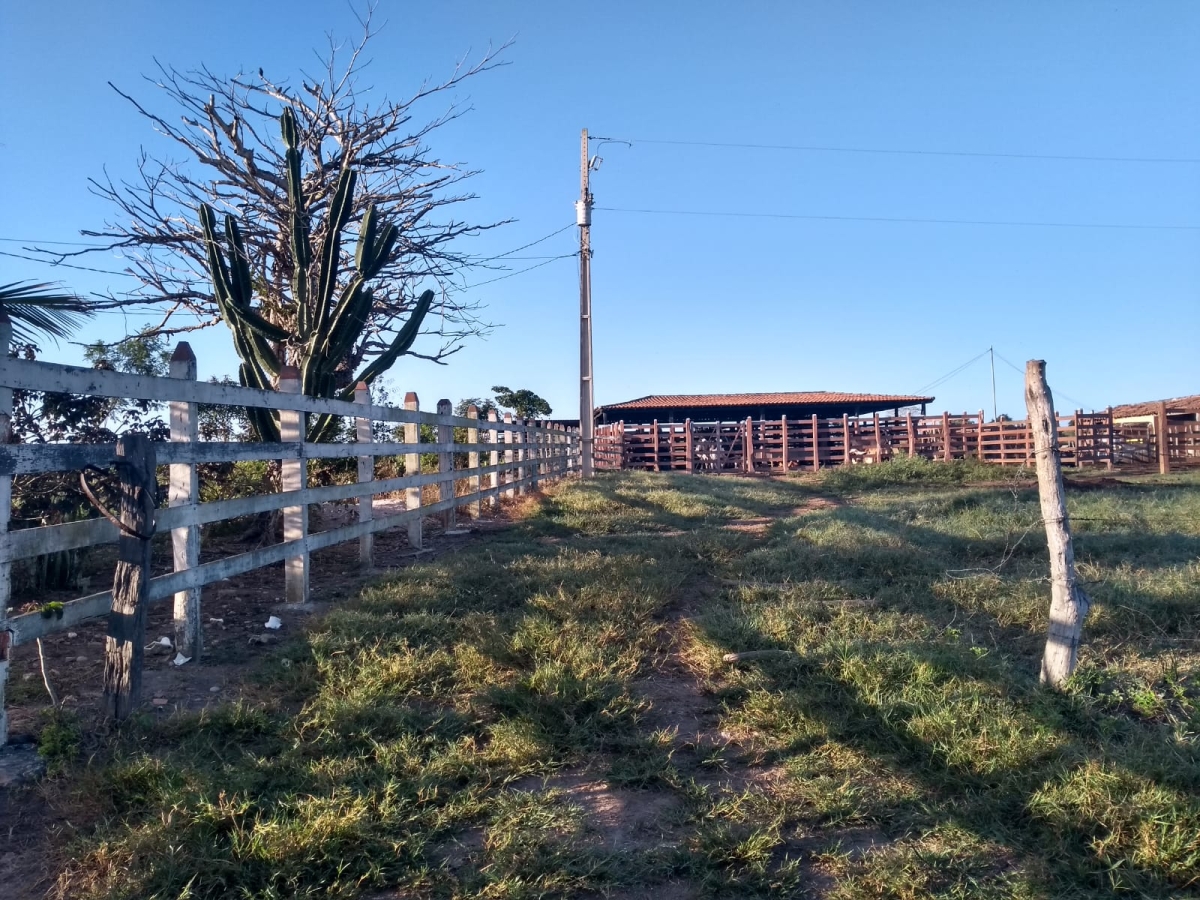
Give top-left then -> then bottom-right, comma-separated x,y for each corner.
0,328 -> 579,743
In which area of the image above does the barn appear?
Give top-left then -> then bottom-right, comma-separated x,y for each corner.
597,391 -> 934,425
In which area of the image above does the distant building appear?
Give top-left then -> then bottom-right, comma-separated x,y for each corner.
1111,394 -> 1200,426
597,391 -> 934,425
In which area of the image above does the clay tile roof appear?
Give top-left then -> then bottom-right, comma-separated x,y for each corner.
600,392 -> 934,411
1111,394 -> 1200,418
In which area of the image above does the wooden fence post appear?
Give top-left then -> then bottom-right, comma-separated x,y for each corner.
437,399 -> 455,528
780,415 -> 789,472
906,412 -> 916,457
942,411 -> 952,461
278,367 -> 308,604
977,409 -> 986,461
1158,401 -> 1171,475
169,342 -> 202,660
467,405 -> 481,517
684,419 -> 694,474
517,418 -> 528,495
1026,360 -> 1089,688
873,413 -> 883,464
504,413 -> 515,498
811,414 -> 820,471
0,318 -> 11,745
745,416 -> 754,473
1105,406 -> 1114,471
355,382 -> 374,568
404,392 -> 422,549
488,409 -> 500,509
103,434 -> 156,720
842,413 -> 850,467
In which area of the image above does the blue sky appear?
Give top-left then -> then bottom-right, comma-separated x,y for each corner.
2,1 -> 1197,420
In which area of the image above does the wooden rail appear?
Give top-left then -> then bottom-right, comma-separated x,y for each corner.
595,410 -> 1123,472
0,339 -> 579,743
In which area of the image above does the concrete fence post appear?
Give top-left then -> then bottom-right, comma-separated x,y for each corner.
355,382 -> 374,567
404,392 -> 422,549
169,342 -> 202,659
278,367 -> 308,604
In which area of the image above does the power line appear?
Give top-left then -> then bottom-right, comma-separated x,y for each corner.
0,237 -> 110,247
915,348 -> 992,395
595,206 -> 1200,232
616,137 -> 1200,165
993,351 -> 1090,410
476,223 -> 575,262
454,253 -> 576,291
0,250 -> 136,277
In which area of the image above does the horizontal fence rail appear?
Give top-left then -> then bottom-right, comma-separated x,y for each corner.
0,336 -> 580,744
595,407 -> 1199,474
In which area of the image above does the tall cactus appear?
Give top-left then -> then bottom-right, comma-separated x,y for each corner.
200,106 -> 435,441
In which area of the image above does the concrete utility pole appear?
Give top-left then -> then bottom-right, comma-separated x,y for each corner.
578,128 -> 595,477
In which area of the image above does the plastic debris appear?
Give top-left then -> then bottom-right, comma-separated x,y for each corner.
67,632 -> 78,639
145,636 -> 173,651
172,652 -> 191,667
264,616 -> 283,630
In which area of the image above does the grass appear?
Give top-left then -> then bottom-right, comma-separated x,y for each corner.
39,465 -> 1200,898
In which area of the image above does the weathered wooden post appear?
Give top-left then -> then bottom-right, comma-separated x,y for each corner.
842,413 -> 851,466
685,419 -> 695,474
1026,360 -> 1089,688
780,415 -> 790,472
355,382 -> 374,568
942,411 -> 952,461
977,409 -> 986,461
278,367 -> 308,604
504,413 -> 515,498
906,412 -> 916,457
873,412 -> 883,464
516,418 -> 528,495
0,317 -> 11,744
1158,400 -> 1171,475
488,409 -> 500,509
1105,406 -> 1115,472
404,392 -> 422,549
467,405 -> 481,517
437,399 -> 455,528
103,434 -> 156,720
744,415 -> 753,475
811,414 -> 820,471
169,342 -> 201,659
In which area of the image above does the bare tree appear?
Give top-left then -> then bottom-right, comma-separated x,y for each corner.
43,9 -> 508,374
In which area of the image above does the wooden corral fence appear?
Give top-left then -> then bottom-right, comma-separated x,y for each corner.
0,331 -> 579,743
596,410 -> 1128,473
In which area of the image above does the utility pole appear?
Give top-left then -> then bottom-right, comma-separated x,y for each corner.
578,128 -> 595,477
989,346 -> 998,422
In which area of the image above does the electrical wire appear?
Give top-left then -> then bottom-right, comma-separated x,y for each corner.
993,350 -> 1091,410
0,249 -> 136,277
915,348 -> 993,395
475,223 -> 575,262
594,206 -> 1200,232
453,253 -> 576,291
610,137 -> 1200,165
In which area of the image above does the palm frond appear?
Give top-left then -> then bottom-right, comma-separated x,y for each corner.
0,281 -> 96,345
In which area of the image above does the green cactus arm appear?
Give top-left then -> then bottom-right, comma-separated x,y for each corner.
355,204 -> 379,272
351,289 -> 435,386
313,165 -> 357,338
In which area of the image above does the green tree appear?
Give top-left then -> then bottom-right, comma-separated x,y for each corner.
491,386 -> 552,420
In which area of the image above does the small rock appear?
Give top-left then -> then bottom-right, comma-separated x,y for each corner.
248,633 -> 278,646
21,673 -> 33,681
209,686 -> 221,693
151,697 -> 169,707
67,631 -> 78,639
75,656 -> 87,664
